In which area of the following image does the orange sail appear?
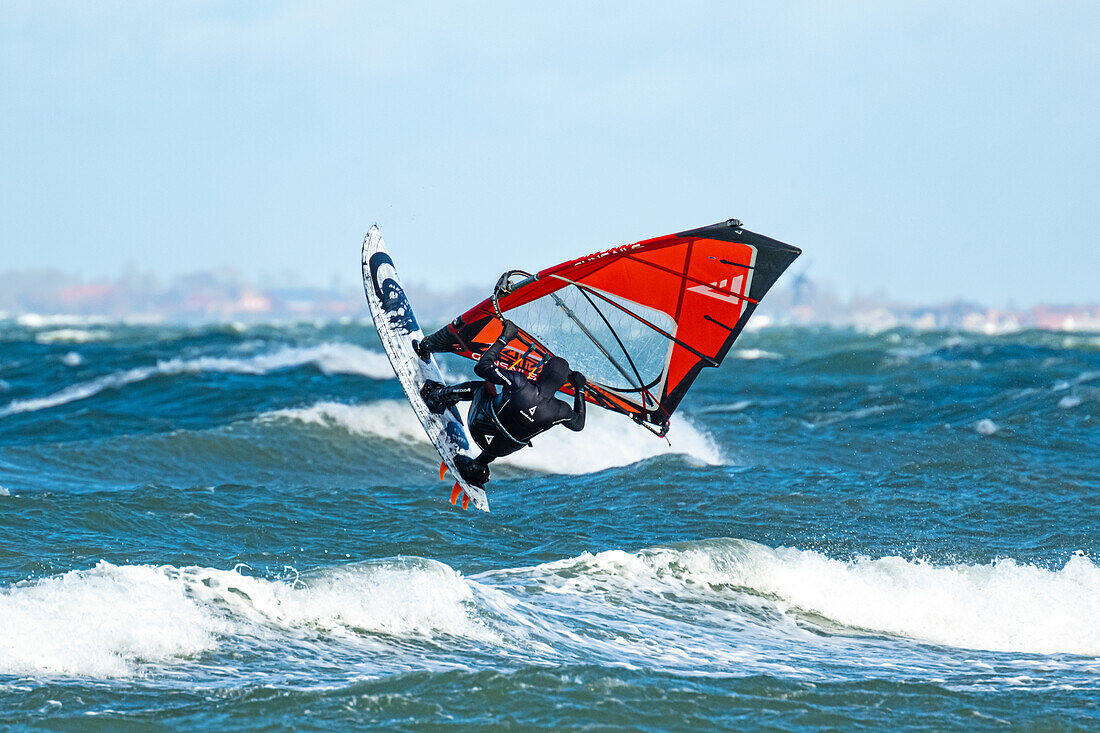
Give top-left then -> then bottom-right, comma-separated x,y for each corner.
444,220 -> 800,434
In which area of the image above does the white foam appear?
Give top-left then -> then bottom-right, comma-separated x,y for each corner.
695,400 -> 753,415
531,540 -> 1100,656
35,329 -> 111,344
154,343 -> 394,379
0,343 -> 394,417
1062,336 -> 1100,349
0,367 -> 155,417
0,559 -> 489,678
1059,395 -> 1082,409
975,418 -> 999,435
188,559 -> 490,640
0,562 -> 226,677
698,541 -> 1100,656
16,313 -> 116,328
265,400 -> 724,473
7,543 -> 1098,680
806,403 -> 900,428
512,409 -> 723,473
733,348 -> 781,360
266,400 -> 428,444
0,486 -> 9,496
60,351 -> 84,367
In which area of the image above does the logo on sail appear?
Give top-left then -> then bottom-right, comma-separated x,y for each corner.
688,275 -> 745,305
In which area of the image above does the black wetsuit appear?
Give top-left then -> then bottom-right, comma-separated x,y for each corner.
422,326 -> 586,467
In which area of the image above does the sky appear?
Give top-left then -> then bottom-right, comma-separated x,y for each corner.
1,1 -> 1097,306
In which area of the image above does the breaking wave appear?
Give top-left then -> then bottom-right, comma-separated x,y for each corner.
733,348 -> 782,360
0,558 -> 489,678
495,540 -> 1100,658
34,328 -> 112,344
263,400 -> 724,473
684,540 -> 1100,656
4,540 -> 1097,680
0,343 -> 394,417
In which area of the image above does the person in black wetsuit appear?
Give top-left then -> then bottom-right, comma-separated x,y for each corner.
416,319 -> 587,488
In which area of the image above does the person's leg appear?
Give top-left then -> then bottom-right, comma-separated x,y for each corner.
452,385 -> 510,487
414,324 -> 460,363
421,380 -> 481,414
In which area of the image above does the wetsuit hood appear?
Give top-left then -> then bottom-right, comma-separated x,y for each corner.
536,356 -> 570,394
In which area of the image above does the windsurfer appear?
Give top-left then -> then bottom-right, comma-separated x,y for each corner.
416,320 -> 587,487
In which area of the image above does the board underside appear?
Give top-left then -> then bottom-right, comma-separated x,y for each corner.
361,227 -> 488,512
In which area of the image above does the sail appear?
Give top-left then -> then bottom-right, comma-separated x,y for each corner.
444,219 -> 800,433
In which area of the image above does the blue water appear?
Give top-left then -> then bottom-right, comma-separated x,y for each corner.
1,317 -> 1098,729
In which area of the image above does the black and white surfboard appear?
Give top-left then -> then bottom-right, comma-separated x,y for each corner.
361,226 -> 488,512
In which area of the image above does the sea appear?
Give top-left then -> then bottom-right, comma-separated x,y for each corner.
0,314 -> 1097,730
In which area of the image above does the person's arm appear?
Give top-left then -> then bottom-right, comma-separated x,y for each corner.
562,371 -> 587,431
473,320 -> 521,386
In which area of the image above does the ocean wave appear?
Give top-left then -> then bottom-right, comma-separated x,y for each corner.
733,348 -> 782,360
975,418 -> 1000,435
0,343 -> 394,417
263,400 -> 724,473
34,328 -> 112,344
804,403 -> 901,428
699,540 -> 1100,656
0,562 -> 227,677
694,400 -> 753,415
0,558 -> 491,678
4,540 -> 1097,681
516,539 -> 1100,657
15,313 -> 162,328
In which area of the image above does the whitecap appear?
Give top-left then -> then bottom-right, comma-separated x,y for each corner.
523,539 -> 1100,656
695,400 -> 753,414
16,314 -> 115,329
264,399 -> 724,473
0,562 -> 226,677
975,418 -> 999,435
687,540 -> 1100,656
804,403 -> 901,429
0,558 -> 490,678
733,348 -> 781,360
35,329 -> 111,344
0,343 -> 394,418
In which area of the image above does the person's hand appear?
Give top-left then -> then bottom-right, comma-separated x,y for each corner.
500,319 -> 520,342
569,371 -> 587,389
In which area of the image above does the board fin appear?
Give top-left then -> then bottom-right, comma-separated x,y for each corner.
461,492 -> 470,510
439,461 -> 448,481
450,482 -> 462,505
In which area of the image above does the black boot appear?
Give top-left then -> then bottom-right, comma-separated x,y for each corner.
454,455 -> 490,488
415,325 -> 459,363
420,380 -> 448,414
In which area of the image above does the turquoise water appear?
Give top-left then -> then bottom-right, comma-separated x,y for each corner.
1,317 -> 1098,729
